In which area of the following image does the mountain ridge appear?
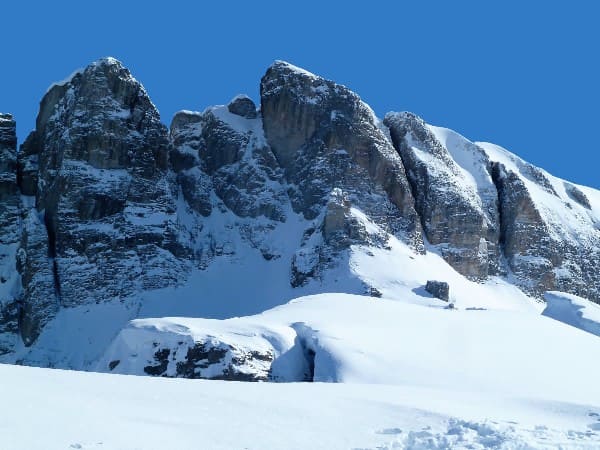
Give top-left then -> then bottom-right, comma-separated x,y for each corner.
0,57 -> 598,375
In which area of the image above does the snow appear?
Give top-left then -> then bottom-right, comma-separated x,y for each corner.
45,68 -> 83,94
113,293 -> 595,398
349,209 -> 541,313
543,291 -> 600,337
4,287 -> 600,448
477,141 -> 600,242
274,59 -> 319,79
428,125 -> 497,204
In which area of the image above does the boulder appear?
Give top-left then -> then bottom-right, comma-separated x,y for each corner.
425,280 -> 450,301
227,94 -> 258,119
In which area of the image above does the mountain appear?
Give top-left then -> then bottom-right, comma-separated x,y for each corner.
0,57 -> 599,379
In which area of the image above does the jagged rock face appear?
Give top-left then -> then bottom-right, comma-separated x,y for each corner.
17,58 -> 188,345
260,61 -> 423,250
170,102 -> 291,268
490,160 -> 600,300
2,58 -> 600,370
0,114 -> 22,354
171,102 -> 287,222
384,112 -> 500,280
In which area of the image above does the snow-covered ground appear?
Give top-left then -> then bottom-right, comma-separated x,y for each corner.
1,361 -> 600,450
543,291 -> 600,337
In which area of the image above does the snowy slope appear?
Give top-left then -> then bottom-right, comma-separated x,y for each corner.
477,141 -> 600,241
98,292 -> 600,403
2,362 -> 600,449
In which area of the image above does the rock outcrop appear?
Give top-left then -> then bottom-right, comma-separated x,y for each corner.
384,113 -> 500,280
0,114 -> 21,355
16,58 -> 188,344
260,61 -> 423,248
170,99 -> 289,268
487,150 -> 600,300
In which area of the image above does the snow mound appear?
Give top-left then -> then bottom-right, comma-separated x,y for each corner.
100,293 -> 600,406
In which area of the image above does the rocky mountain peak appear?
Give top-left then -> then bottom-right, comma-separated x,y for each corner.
260,60 -> 423,248
15,56 -> 185,346
0,59 -> 599,374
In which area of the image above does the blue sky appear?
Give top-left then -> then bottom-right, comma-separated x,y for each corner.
3,1 -> 598,188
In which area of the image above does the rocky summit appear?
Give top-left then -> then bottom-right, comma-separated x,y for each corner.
0,57 -> 598,379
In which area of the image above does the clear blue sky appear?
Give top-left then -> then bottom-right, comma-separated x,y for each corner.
3,1 -> 598,188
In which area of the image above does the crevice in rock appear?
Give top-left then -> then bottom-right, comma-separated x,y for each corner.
43,210 -> 62,304
489,162 -> 507,253
384,124 -> 429,241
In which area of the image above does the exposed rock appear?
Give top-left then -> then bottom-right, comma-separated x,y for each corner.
17,57 -> 189,345
490,162 -> 555,293
227,94 -> 258,119
384,112 -> 500,280
260,61 -> 423,249
17,209 -> 58,346
425,280 -> 450,301
2,58 -> 600,371
0,114 -> 22,354
564,182 -> 591,210
171,106 -> 287,222
115,338 -> 274,381
490,160 -> 600,300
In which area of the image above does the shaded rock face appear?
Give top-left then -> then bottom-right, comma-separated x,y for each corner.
384,112 -> 500,280
169,104 -> 291,268
0,114 -> 22,354
171,106 -> 286,222
260,61 -> 423,250
17,58 -> 188,344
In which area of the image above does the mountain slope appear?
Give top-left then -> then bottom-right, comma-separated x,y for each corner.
0,57 -> 598,374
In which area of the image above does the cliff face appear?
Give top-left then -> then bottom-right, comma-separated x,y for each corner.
0,58 -> 598,377
16,58 -> 187,345
260,62 -> 423,247
384,112 -> 500,280
0,114 -> 21,355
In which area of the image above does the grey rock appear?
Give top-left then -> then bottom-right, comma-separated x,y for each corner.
384,112 -> 500,280
260,61 -> 423,249
0,113 -> 22,354
170,107 -> 287,222
564,182 -> 591,210
17,57 -> 189,345
425,280 -> 450,301
2,58 -> 600,371
142,340 -> 273,381
491,162 -> 600,300
227,94 -> 258,119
